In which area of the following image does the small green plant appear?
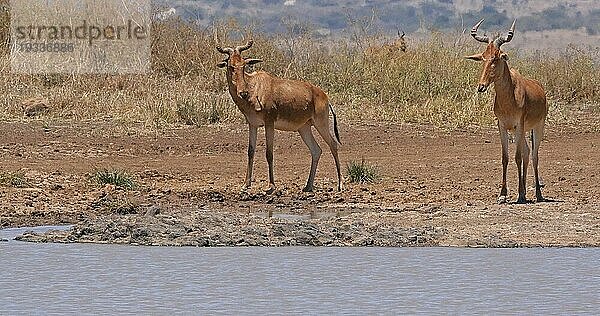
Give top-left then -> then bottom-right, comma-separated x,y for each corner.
0,171 -> 29,188
91,169 -> 136,190
346,159 -> 379,184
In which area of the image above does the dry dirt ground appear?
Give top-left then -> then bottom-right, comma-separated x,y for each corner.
1,120 -> 599,247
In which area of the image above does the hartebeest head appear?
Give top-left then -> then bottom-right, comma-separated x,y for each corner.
396,29 -> 407,52
465,19 -> 516,92
216,40 -> 262,101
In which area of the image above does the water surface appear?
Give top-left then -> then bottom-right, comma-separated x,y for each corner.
1,226 -> 598,315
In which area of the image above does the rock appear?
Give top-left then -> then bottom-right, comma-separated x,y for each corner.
115,203 -> 138,215
208,191 -> 225,202
15,229 -> 70,243
22,97 -> 50,117
144,205 -> 161,217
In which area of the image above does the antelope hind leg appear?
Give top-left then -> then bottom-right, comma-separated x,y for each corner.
265,122 -> 276,194
298,125 -> 322,192
532,125 -> 546,202
313,118 -> 342,192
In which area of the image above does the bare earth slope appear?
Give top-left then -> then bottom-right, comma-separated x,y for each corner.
1,121 -> 599,247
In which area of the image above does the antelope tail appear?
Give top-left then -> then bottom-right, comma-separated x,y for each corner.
329,103 -> 341,145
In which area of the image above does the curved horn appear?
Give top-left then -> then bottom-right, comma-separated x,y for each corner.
470,19 -> 489,43
235,40 -> 254,53
494,19 -> 516,47
397,27 -> 405,38
216,46 -> 234,56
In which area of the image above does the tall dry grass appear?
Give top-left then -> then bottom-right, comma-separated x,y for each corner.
0,12 -> 598,129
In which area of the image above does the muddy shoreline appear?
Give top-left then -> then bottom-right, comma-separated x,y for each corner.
2,121 -> 600,247
12,196 -> 599,247
15,209 -> 444,247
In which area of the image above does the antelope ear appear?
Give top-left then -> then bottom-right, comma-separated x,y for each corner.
464,53 -> 483,61
217,61 -> 227,68
500,52 -> 509,60
246,58 -> 263,66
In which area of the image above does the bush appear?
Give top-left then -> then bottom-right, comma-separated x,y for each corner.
346,160 -> 379,184
176,99 -> 224,126
0,172 -> 29,188
90,169 -> 136,190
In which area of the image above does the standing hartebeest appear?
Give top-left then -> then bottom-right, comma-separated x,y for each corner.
364,29 -> 407,56
465,19 -> 548,204
386,29 -> 407,53
216,40 -> 342,193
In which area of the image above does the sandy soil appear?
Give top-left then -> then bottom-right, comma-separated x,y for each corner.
1,120 -> 599,247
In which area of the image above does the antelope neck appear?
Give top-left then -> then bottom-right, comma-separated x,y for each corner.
492,60 -> 516,105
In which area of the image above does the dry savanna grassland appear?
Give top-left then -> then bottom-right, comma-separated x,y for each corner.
1,11 -> 600,246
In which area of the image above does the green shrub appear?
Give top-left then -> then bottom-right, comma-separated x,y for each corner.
346,160 -> 379,184
91,169 -> 136,190
0,172 -> 29,188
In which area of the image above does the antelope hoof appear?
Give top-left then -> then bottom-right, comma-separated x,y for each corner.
538,178 -> 546,188
516,196 -> 527,204
302,185 -> 314,193
497,195 -> 508,204
265,185 -> 276,195
536,194 -> 546,203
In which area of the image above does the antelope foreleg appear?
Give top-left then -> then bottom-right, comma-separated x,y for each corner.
515,124 -> 527,203
498,123 -> 509,204
244,125 -> 258,191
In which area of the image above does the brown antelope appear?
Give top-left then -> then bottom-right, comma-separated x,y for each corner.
365,29 -> 407,56
466,19 -> 548,204
395,30 -> 407,52
216,40 -> 342,193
